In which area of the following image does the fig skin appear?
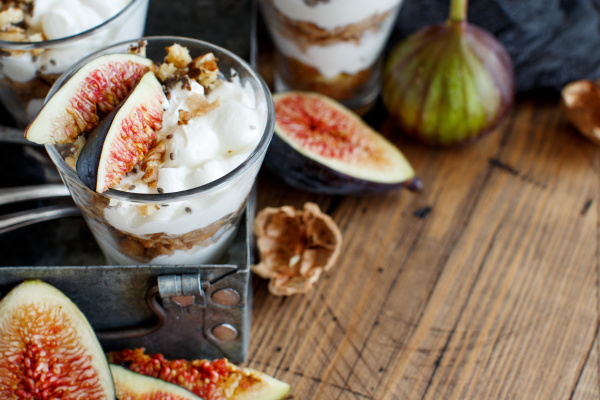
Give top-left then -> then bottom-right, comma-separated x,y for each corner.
382,19 -> 515,146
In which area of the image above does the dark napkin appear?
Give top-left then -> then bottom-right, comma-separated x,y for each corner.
393,0 -> 600,93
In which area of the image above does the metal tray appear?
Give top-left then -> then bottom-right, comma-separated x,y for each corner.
0,0 -> 257,363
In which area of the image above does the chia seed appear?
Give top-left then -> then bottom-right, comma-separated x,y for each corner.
185,207 -> 192,214
157,187 -> 164,194
170,152 -> 174,160
131,167 -> 138,174
167,134 -> 174,139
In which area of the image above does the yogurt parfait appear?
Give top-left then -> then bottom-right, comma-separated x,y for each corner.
259,0 -> 403,113
0,0 -> 149,126
33,37 -> 274,265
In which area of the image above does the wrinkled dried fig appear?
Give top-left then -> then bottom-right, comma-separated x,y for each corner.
252,202 -> 342,296
561,80 -> 600,144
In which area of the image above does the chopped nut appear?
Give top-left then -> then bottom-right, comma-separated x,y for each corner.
64,136 -> 86,170
561,80 -> 600,144
252,202 -> 343,296
165,43 -> 193,69
178,109 -> 192,125
153,62 -> 178,82
0,26 -> 27,42
128,40 -> 147,57
137,204 -> 160,217
186,93 -> 220,117
140,140 -> 167,187
190,53 -> 219,89
0,7 -> 23,30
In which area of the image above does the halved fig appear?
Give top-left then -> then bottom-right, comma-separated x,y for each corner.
25,53 -> 153,145
76,71 -> 166,193
0,280 -> 115,399
111,364 -> 202,400
267,91 -> 421,195
108,348 -> 291,400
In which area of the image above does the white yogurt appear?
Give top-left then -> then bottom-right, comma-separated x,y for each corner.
272,0 -> 402,30
101,77 -> 266,264
2,0 -> 138,82
267,0 -> 402,78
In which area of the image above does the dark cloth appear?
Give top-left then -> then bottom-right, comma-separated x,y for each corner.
394,0 -> 600,93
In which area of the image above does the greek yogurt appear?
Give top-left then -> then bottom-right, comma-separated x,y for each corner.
100,76 -> 267,265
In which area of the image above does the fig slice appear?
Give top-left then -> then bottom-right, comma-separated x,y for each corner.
0,280 -> 115,399
268,91 -> 421,195
108,348 -> 291,400
111,364 -> 202,400
25,53 -> 153,145
76,71 -> 166,193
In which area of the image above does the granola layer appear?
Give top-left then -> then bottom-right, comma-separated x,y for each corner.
277,54 -> 372,101
273,6 -> 395,50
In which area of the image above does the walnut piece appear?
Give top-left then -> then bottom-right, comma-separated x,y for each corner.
561,80 -> 600,144
252,202 -> 343,296
0,7 -> 23,30
190,53 -> 219,89
165,43 -> 193,69
141,139 -> 166,187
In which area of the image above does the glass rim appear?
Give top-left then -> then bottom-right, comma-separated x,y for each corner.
0,0 -> 147,49
46,35 -> 275,204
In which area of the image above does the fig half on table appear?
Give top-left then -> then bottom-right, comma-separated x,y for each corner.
267,91 -> 420,195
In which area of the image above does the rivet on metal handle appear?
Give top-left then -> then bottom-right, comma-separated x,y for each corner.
96,284 -> 166,341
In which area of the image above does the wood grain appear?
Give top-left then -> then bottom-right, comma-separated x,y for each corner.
246,95 -> 600,399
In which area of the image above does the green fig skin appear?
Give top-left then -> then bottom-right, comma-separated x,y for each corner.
382,21 -> 515,146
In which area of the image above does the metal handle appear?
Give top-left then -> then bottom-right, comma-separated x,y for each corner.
0,204 -> 80,234
96,285 -> 167,341
0,184 -> 70,206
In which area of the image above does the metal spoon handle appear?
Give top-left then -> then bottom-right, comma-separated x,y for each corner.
0,204 -> 80,234
0,184 -> 70,206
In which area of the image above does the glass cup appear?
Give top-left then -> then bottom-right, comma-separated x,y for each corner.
45,37 -> 275,266
0,0 -> 149,127
259,0 -> 404,115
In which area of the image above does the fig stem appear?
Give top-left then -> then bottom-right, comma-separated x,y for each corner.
448,0 -> 468,22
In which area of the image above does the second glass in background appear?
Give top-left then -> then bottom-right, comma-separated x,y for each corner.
259,0 -> 404,115
0,0 -> 149,127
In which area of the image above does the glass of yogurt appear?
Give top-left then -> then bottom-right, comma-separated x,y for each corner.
259,0 -> 403,114
0,0 -> 149,127
45,37 -> 275,266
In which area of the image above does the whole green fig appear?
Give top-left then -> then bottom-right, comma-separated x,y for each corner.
382,0 -> 515,145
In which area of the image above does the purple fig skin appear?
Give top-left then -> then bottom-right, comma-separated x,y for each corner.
382,21 -> 515,146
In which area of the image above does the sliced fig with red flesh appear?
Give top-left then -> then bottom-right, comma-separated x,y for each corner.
25,53 -> 153,145
108,348 -> 291,400
111,364 -> 202,400
76,71 -> 166,193
0,280 -> 115,399
268,91 -> 420,195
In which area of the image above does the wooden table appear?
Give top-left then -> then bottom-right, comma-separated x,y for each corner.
246,93 -> 600,399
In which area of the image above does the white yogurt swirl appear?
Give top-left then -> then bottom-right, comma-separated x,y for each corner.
105,76 -> 265,238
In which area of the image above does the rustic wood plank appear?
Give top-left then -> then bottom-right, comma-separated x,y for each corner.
247,94 -> 600,399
